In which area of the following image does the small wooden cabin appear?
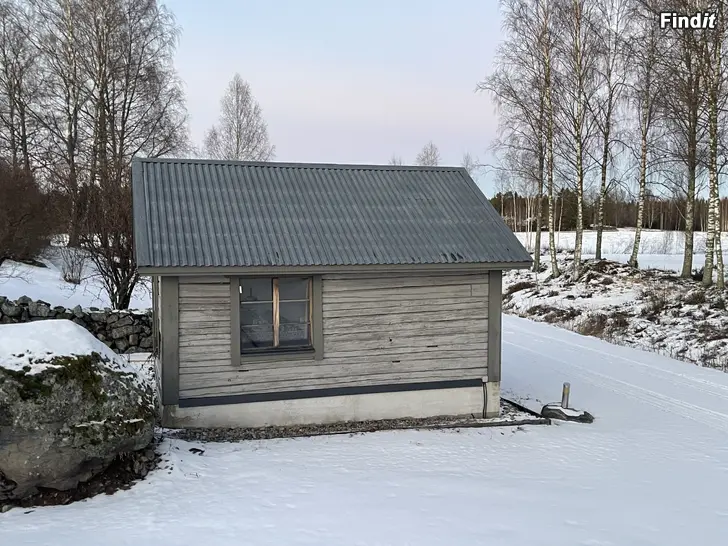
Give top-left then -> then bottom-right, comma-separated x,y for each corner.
131,158 -> 532,428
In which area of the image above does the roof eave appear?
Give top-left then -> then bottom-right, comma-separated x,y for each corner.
137,261 -> 534,276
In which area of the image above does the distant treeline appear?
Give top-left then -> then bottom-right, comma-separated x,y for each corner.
490,190 -> 728,233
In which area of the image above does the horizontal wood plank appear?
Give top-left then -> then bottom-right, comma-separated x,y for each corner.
180,348 -> 486,375
323,299 -> 488,318
323,275 -> 488,292
178,276 -> 230,285
323,312 -> 487,332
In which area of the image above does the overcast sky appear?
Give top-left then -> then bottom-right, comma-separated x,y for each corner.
165,0 -> 502,193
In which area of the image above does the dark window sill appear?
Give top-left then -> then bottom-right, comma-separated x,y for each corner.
240,347 -> 315,365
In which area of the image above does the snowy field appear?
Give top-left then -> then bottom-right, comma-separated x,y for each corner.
3,316 -> 728,545
0,249 -> 151,310
516,229 -> 728,258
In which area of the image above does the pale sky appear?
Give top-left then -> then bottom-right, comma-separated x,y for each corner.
165,0 -> 503,192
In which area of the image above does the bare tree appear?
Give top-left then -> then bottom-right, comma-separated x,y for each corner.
480,0 -> 557,274
416,141 -> 440,166
388,154 -> 403,165
591,0 -> 629,259
0,1 -> 41,173
203,73 -> 275,161
76,0 -> 188,309
461,151 -> 479,177
29,0 -> 93,246
702,0 -> 726,287
650,0 -> 709,278
554,0 -> 601,273
627,0 -> 662,268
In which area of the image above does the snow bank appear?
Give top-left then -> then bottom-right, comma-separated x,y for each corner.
0,319 -> 147,382
503,257 -> 728,369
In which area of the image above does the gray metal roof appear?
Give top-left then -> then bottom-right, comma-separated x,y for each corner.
131,158 -> 532,269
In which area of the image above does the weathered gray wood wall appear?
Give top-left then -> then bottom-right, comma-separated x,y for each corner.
177,273 -> 488,400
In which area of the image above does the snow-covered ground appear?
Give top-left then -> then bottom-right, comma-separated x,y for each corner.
0,248 -> 150,310
3,316 -> 728,545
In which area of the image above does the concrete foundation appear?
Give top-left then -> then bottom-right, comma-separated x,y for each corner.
162,385 -> 493,429
485,381 -> 501,418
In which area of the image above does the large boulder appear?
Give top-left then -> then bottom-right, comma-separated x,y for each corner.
0,320 -> 155,501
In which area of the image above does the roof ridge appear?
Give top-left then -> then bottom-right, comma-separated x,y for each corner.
132,156 -> 467,172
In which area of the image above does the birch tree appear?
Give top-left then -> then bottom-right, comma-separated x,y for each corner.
28,0 -> 90,246
0,1 -> 41,173
702,0 -> 726,287
461,152 -> 479,177
653,0 -> 708,278
78,0 -> 188,309
203,73 -> 275,161
554,0 -> 600,273
627,0 -> 662,268
591,0 -> 629,259
415,141 -> 440,166
480,0 -> 556,275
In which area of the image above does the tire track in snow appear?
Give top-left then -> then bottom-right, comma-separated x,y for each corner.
504,321 -> 728,400
504,340 -> 728,434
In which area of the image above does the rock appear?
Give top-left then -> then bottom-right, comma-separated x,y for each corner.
72,317 -> 86,327
0,338 -> 155,501
89,307 -> 100,312
72,305 -> 84,318
540,404 -> 594,424
140,336 -> 154,349
0,504 -> 11,513
20,308 -> 30,321
16,296 -> 32,306
107,313 -> 120,325
142,326 -> 152,335
0,302 -> 22,318
89,312 -> 107,322
129,334 -> 139,346
0,296 -> 6,305
97,333 -> 106,342
114,315 -> 134,328
116,339 -> 129,352
110,325 -> 142,340
28,301 -> 51,318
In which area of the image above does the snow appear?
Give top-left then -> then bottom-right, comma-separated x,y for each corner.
516,228 -> 728,257
0,320 -> 148,383
3,316 -> 728,545
0,249 -> 151,310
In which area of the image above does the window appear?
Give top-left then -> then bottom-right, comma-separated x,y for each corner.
239,277 -> 313,353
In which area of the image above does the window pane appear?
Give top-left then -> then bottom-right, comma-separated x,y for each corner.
280,301 -> 308,324
240,278 -> 272,302
279,323 -> 310,347
241,302 -> 273,326
241,324 -> 274,349
279,277 -> 309,301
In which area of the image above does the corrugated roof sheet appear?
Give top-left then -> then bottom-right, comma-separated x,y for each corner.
132,158 -> 532,268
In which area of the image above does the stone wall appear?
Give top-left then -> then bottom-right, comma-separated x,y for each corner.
0,295 -> 154,354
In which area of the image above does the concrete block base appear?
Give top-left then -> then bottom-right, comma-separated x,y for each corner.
163,386 -> 488,429
485,381 -> 501,418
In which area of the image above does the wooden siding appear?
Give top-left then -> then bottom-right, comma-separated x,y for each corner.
177,277 -> 232,377
178,273 -> 488,400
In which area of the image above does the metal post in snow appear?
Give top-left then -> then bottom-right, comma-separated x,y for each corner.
561,382 -> 570,409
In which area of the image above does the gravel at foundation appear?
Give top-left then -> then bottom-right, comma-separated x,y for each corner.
167,400 -> 547,443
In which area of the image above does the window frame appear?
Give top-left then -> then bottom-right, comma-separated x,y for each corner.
230,275 -> 323,365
